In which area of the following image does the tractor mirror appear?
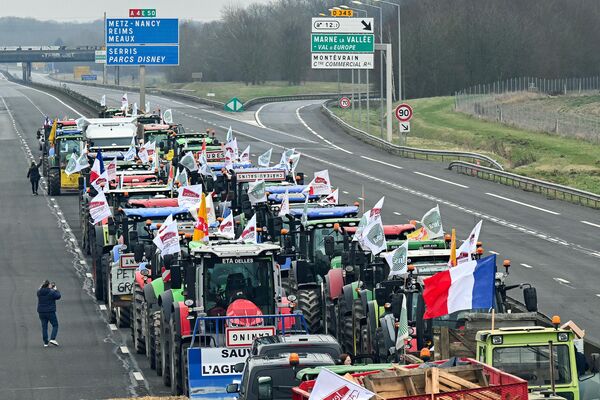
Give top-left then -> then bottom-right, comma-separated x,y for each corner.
144,245 -> 154,261
591,354 -> 600,373
375,287 -> 387,306
233,362 -> 245,373
324,236 -> 335,256
257,376 -> 273,400
107,220 -> 117,236
133,244 -> 145,263
226,383 -> 239,393
163,254 -> 175,268
171,265 -> 182,289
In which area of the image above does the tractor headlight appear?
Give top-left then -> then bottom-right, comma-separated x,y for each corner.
184,299 -> 194,307
491,335 -> 503,345
557,332 -> 569,342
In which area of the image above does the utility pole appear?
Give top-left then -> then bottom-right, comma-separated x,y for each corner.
140,65 -> 146,113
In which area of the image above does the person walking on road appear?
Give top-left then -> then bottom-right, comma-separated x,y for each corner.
27,157 -> 43,195
37,280 -> 61,347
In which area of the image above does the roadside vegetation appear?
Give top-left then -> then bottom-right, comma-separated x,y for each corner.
333,96 -> 600,194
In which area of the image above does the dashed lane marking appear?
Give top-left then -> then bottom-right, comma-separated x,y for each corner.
489,251 -> 499,255
413,171 -> 469,188
581,220 -> 600,229
360,155 -> 403,169
296,105 -> 353,154
554,277 -> 571,285
109,324 -> 118,331
485,193 -> 560,216
99,304 -> 107,311
120,346 -> 129,354
393,211 -> 402,216
521,263 -> 533,269
133,372 -> 144,381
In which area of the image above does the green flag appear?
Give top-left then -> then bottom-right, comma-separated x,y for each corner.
421,205 -> 444,239
396,295 -> 409,350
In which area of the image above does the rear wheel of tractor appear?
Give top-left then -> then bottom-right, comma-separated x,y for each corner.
338,295 -> 353,354
161,312 -> 172,386
297,288 -> 322,333
93,249 -> 105,302
170,319 -> 182,395
152,311 -> 162,375
117,305 -> 131,328
132,286 -> 146,354
374,327 -> 388,363
353,299 -> 367,355
48,170 -> 60,196
182,342 -> 191,397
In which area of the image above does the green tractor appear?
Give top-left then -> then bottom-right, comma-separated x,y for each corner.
43,125 -> 84,195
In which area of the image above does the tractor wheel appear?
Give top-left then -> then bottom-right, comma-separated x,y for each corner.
161,311 -> 172,386
374,327 -> 388,363
338,295 -> 354,354
93,248 -> 105,302
170,319 -> 183,395
132,286 -> 146,354
181,342 -> 191,397
297,288 -> 322,333
353,299 -> 366,355
48,169 -> 60,196
117,305 -> 131,328
152,311 -> 162,375
42,156 -> 48,177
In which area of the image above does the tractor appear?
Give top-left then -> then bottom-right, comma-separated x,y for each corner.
42,126 -> 84,195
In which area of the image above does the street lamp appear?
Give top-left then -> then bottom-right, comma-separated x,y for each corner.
351,0 -> 385,138
374,0 -> 401,100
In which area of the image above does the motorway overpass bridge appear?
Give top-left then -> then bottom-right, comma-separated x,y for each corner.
0,46 -> 102,80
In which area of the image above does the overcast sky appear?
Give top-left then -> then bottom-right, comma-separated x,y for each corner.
0,0 -> 272,22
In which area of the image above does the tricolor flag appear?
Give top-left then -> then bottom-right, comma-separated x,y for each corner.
239,214 -> 257,244
308,368 -> 375,400
218,212 -> 235,239
89,150 -> 105,184
423,254 -> 496,319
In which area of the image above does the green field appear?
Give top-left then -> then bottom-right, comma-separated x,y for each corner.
162,81 -> 367,103
333,97 -> 600,194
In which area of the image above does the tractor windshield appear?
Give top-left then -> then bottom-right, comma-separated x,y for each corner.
58,138 -> 81,167
312,227 -> 345,258
203,257 -> 275,316
492,344 -> 571,386
90,137 -> 134,148
145,132 -> 169,148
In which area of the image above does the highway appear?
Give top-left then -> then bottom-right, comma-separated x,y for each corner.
1,71 -> 600,397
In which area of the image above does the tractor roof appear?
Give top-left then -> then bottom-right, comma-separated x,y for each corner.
287,206 -> 359,220
386,239 -> 449,251
265,184 -> 308,194
121,207 -> 190,219
190,242 -> 280,257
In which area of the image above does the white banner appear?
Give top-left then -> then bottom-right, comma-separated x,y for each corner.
178,184 -> 203,208
421,204 -> 444,239
239,214 -> 257,244
308,368 -> 375,400
218,213 -> 235,239
106,158 -> 117,182
248,180 -> 266,205
258,148 -> 272,167
384,241 -> 409,278
89,191 -> 112,224
305,169 -> 332,196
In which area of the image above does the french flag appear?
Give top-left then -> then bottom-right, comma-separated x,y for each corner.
423,255 -> 496,319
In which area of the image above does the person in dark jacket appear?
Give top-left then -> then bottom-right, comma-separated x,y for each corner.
37,280 -> 61,347
27,157 -> 43,195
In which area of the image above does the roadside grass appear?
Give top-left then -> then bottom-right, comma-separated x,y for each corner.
333,96 -> 600,194
162,81 -> 366,103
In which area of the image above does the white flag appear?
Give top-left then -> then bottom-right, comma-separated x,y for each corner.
145,101 -> 150,113
396,295 -> 410,349
218,213 -> 235,239
369,196 -> 385,221
288,152 -> 301,173
239,214 -> 257,244
178,184 -> 203,208
224,149 -> 234,170
360,216 -> 387,255
248,180 -> 267,205
421,205 -> 444,239
239,145 -> 250,163
138,147 -> 149,164
384,241 -> 409,278
92,170 -> 109,193
132,102 -> 138,117
123,144 -> 136,161
121,93 -> 128,110
152,214 -> 173,252
163,109 -> 173,124
279,148 -> 295,165
106,158 -> 117,182
179,151 -> 198,171
89,191 -> 112,224
176,168 -> 189,187
353,212 -> 369,243
153,215 -> 180,256
319,188 -> 339,205
64,154 -> 78,176
308,368 -> 375,400
100,94 -> 106,107
145,141 -> 156,159
225,138 -> 238,160
278,190 -> 290,217
258,148 -> 272,167
206,192 -> 217,226
226,126 -> 233,143
456,220 -> 483,264
304,169 -> 332,196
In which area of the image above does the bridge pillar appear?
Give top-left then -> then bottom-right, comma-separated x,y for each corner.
21,62 -> 32,81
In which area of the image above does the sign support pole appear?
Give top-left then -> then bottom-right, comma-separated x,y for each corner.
351,69 -> 355,125
366,70 -> 370,135
358,69 -> 362,130
375,43 -> 393,142
103,12 -> 107,85
140,65 -> 146,113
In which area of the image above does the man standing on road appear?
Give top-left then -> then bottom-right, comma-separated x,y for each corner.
27,157 -> 43,195
37,280 -> 61,347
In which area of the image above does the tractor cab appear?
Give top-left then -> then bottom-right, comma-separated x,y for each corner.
44,127 -> 84,195
143,124 -> 177,159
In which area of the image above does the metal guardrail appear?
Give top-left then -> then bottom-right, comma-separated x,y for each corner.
449,161 -> 600,209
321,100 -> 504,170
243,92 -> 379,109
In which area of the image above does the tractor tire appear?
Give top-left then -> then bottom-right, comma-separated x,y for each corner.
132,286 -> 146,354
297,288 -> 322,333
48,170 -> 60,196
338,295 -> 354,354
170,318 -> 183,395
42,156 -> 48,177
152,311 -> 162,375
353,299 -> 366,355
181,342 -> 191,397
93,249 -> 105,302
374,327 -> 389,363
117,305 -> 131,328
161,311 -> 172,386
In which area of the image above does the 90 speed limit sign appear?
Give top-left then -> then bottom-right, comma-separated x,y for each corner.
395,103 -> 413,122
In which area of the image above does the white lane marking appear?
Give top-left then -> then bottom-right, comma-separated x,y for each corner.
414,171 -> 469,188
172,100 -> 184,105
255,103 -> 268,128
133,372 -> 144,381
342,190 -> 349,195
5,78 -> 84,117
361,155 -> 403,170
296,105 -> 353,154
485,193 -> 560,215
596,294 -> 600,298
99,304 -> 107,311
554,277 -> 571,284
120,346 -> 129,354
581,220 -> 600,229
109,324 -> 118,331
489,251 -> 499,255
393,211 -> 402,216
85,272 -> 93,278
358,197 -> 365,201
520,263 -> 533,269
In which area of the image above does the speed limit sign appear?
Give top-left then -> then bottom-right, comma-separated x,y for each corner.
339,97 -> 351,109
395,103 -> 413,122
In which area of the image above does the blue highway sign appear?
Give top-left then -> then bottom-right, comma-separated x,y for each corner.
106,18 -> 179,44
106,45 -> 179,66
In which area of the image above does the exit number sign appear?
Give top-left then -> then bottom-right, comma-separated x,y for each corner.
129,8 -> 157,17
331,9 -> 353,17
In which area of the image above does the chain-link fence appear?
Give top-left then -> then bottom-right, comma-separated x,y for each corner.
454,77 -> 600,143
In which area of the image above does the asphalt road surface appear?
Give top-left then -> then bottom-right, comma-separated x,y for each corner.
2,71 -> 600,398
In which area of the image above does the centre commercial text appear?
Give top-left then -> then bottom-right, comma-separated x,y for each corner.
312,54 -> 371,68
107,47 -> 167,64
